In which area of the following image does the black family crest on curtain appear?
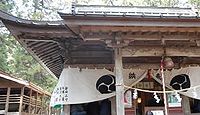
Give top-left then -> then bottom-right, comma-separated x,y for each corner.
170,74 -> 191,90
96,74 -> 116,94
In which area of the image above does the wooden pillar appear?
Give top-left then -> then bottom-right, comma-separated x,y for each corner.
110,97 -> 116,115
29,89 -> 32,114
63,105 -> 70,115
35,92 -> 38,114
19,87 -> 24,114
114,47 -> 125,115
181,95 -> 191,115
5,87 -> 10,114
41,94 -> 44,114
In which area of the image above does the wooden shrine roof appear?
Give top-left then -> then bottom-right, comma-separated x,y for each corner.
60,5 -> 198,18
1,6 -> 200,78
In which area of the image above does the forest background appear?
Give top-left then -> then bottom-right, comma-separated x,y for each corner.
0,0 -> 200,92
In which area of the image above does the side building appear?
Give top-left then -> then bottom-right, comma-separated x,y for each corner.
0,71 -> 52,115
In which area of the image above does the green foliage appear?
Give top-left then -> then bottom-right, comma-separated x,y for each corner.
0,0 -> 57,93
0,0 -> 15,12
0,32 -> 9,72
190,0 -> 200,10
142,0 -> 180,7
102,0 -> 180,6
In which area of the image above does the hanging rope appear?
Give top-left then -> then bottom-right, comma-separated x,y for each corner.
161,57 -> 168,115
123,84 -> 200,93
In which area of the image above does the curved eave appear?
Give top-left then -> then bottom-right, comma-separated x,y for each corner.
0,10 -> 77,78
0,10 -> 114,78
0,10 -> 64,26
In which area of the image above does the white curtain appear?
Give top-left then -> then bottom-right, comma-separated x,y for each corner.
50,68 -> 147,106
152,67 -> 200,100
50,67 -> 115,106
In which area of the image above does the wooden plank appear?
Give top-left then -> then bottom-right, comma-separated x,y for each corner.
31,42 -> 57,52
46,64 -> 62,72
0,79 -> 25,88
47,65 -> 62,72
38,49 -> 60,59
70,50 -> 112,58
122,46 -> 200,57
63,17 -> 200,27
34,44 -> 59,54
81,26 -> 200,33
65,62 -> 187,69
82,31 -> 198,41
37,46 -> 60,56
44,58 -> 62,66
43,55 -> 62,64
71,57 -> 112,64
22,32 -> 75,38
5,23 -> 74,37
5,87 -> 10,114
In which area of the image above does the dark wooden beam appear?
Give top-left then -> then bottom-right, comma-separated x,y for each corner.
35,45 -> 59,55
37,48 -> 60,58
26,41 -> 48,49
44,58 -> 62,66
32,43 -> 58,52
64,63 -> 181,69
122,46 -> 200,57
82,31 -> 199,41
42,55 -> 61,64
70,51 -> 112,58
81,26 -> 200,33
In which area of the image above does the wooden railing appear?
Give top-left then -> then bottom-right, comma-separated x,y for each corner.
23,95 -> 30,105
0,94 -> 21,104
0,94 -> 50,114
0,95 -> 7,104
9,94 -> 21,103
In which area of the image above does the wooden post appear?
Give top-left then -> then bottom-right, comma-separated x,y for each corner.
110,97 -> 116,115
5,87 -> 10,114
41,94 -> 44,114
63,105 -> 70,115
114,47 -> 125,115
19,87 -> 24,114
35,92 -> 38,114
182,95 -> 191,115
29,89 -> 32,114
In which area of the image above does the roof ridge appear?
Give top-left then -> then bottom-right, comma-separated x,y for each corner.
75,4 -> 193,9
